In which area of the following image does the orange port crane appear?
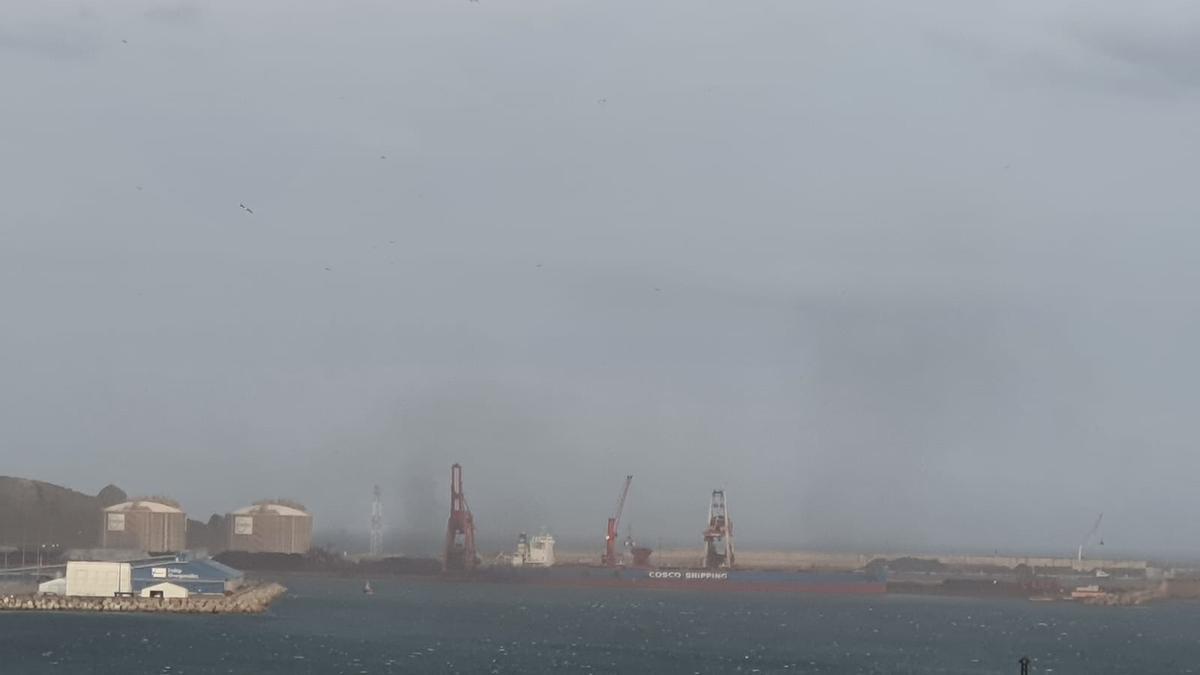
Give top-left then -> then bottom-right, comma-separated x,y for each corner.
602,475 -> 633,566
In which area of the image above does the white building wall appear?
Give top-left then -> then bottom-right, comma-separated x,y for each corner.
140,582 -> 189,599
65,561 -> 132,597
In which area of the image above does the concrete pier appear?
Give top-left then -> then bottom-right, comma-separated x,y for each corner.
555,548 -> 1150,573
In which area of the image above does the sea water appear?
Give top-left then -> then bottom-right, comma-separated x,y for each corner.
0,575 -> 1197,674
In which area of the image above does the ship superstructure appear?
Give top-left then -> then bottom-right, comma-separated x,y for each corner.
510,531 -> 556,567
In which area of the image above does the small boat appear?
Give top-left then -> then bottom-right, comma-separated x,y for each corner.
363,580 -> 374,595
1070,584 -> 1106,600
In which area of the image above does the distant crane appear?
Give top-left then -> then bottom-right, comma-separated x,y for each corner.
443,464 -> 477,572
702,490 -> 735,569
369,485 -> 384,558
1077,512 -> 1104,562
602,475 -> 633,567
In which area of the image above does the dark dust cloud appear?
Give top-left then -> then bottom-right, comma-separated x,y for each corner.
2,0 -> 1199,557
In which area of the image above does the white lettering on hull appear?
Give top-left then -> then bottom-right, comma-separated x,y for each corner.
647,571 -> 729,581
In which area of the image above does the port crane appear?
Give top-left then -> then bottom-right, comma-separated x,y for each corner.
1077,512 -> 1103,562
602,475 -> 633,567
702,489 -> 735,569
443,463 -> 477,572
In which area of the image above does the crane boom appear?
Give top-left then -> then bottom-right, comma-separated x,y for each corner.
1077,512 -> 1103,562
614,475 -> 632,525
602,475 -> 633,566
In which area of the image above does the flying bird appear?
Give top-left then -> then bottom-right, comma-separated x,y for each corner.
239,203 -> 254,215
121,39 -> 128,44
597,98 -> 607,105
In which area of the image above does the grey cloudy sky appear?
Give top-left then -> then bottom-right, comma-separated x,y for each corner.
2,0 -> 1199,557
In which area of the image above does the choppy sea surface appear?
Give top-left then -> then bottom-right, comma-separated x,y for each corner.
1,575 -> 1198,674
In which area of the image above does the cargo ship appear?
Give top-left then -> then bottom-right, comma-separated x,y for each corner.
480,531 -> 887,595
483,563 -> 886,594
441,467 -> 886,595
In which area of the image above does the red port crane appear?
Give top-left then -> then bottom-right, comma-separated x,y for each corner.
442,463 -> 477,572
602,475 -> 633,567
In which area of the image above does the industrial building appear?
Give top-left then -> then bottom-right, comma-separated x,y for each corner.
65,561 -> 133,597
130,556 -> 243,595
37,577 -> 67,596
139,581 -> 189,599
101,499 -> 187,553
225,501 -> 312,554
52,556 -> 243,597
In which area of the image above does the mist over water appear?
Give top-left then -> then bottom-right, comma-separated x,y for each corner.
3,0 -> 1200,559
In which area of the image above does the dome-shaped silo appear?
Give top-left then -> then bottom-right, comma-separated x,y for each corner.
225,500 -> 312,554
101,498 -> 186,553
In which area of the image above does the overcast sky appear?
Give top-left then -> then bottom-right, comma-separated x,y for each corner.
2,0 -> 1199,558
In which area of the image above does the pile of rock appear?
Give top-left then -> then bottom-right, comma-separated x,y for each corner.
0,582 -> 287,614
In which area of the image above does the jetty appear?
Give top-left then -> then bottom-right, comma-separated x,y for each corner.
0,582 -> 286,614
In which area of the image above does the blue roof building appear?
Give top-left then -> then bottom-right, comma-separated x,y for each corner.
131,556 -> 244,595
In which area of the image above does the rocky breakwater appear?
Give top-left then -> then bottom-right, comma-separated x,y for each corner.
0,582 -> 287,614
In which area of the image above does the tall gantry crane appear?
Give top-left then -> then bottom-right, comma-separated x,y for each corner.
702,489 -> 735,569
602,475 -> 633,567
442,463 -> 477,572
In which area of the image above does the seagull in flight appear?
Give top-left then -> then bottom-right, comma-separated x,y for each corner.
239,203 -> 254,215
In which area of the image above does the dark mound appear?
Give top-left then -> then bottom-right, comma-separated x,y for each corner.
0,476 -> 125,550
215,549 -> 441,576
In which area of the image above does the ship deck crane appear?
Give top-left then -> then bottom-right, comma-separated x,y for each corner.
602,475 -> 633,567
